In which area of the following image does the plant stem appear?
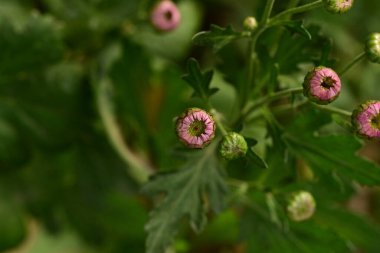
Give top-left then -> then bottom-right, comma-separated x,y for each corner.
209,108 -> 228,136
269,0 -> 323,25
260,0 -> 276,26
96,78 -> 153,184
243,0 -> 275,109
242,87 -> 304,119
338,52 -> 366,76
266,193 -> 281,226
311,103 -> 352,117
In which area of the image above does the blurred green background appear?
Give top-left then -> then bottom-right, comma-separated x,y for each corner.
0,0 -> 380,252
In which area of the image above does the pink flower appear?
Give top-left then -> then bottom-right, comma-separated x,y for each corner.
352,100 -> 380,140
303,66 -> 341,104
150,0 -> 181,32
176,108 -> 215,148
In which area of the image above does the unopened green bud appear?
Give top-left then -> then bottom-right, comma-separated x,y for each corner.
365,33 -> 380,64
287,191 -> 316,222
243,16 -> 258,31
219,132 -> 248,160
323,0 -> 354,14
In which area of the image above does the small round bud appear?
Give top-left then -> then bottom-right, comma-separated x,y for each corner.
303,66 -> 341,105
323,0 -> 354,14
243,16 -> 258,31
365,33 -> 380,64
287,191 -> 316,222
351,100 -> 380,140
150,0 -> 181,32
176,108 -> 215,148
219,132 -> 248,160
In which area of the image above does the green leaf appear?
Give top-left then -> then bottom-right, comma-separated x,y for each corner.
315,207 -> 380,252
182,58 -> 217,100
192,25 -> 242,52
142,144 -> 228,253
0,14 -> 63,79
282,20 -> 312,40
283,109 -> 380,186
0,194 -> 26,251
246,149 -> 268,169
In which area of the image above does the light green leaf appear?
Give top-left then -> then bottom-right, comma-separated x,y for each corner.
142,143 -> 227,253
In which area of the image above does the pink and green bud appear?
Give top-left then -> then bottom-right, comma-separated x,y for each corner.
150,0 -> 181,32
287,191 -> 316,222
303,66 -> 341,104
176,108 -> 215,148
323,0 -> 354,14
352,100 -> 380,140
219,132 -> 248,160
243,16 -> 258,31
365,33 -> 380,64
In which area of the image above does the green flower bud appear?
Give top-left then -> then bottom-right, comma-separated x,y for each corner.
365,33 -> 380,64
323,0 -> 354,14
287,191 -> 316,222
219,132 -> 248,160
243,16 -> 258,31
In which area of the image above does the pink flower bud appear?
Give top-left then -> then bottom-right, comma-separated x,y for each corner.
150,0 -> 181,32
303,66 -> 341,104
176,108 -> 216,148
323,0 -> 354,14
352,100 -> 380,140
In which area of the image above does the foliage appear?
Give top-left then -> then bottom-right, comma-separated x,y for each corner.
1,1 -> 380,253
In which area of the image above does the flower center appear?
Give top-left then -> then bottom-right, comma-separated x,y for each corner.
371,114 -> 380,129
321,76 -> 335,89
188,120 -> 206,137
164,10 -> 173,21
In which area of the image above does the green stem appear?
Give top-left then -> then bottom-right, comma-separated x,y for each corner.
209,108 -> 228,136
269,0 -> 323,25
242,87 -> 304,119
96,78 -> 153,184
311,103 -> 352,117
260,0 -> 276,26
243,0 -> 275,109
266,193 -> 281,226
338,52 -> 366,76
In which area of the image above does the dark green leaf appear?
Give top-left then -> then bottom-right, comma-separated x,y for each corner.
142,144 -> 227,253
192,25 -> 242,52
315,207 -> 380,252
246,149 -> 268,169
283,20 -> 312,40
283,109 -> 380,186
182,58 -> 216,100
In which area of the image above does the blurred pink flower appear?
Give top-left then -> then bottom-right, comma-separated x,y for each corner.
151,0 -> 181,32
